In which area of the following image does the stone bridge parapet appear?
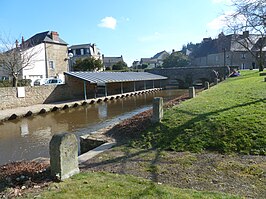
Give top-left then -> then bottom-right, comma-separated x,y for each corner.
149,66 -> 229,88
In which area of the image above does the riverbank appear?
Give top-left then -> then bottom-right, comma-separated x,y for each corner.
0,70 -> 265,198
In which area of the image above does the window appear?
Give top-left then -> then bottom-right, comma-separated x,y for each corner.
49,60 -> 55,69
241,53 -> 246,59
75,49 -> 81,55
81,49 -> 84,55
215,55 -> 219,62
85,48 -> 90,54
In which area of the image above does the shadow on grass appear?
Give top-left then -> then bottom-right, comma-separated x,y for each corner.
151,98 -> 266,153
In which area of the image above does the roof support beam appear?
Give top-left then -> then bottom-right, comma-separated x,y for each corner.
144,80 -> 146,90
83,81 -> 87,100
121,82 -> 123,94
105,84 -> 108,97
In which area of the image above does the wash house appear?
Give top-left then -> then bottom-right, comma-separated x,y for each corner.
64,72 -> 167,100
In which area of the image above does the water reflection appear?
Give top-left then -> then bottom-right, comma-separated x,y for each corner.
0,89 -> 185,165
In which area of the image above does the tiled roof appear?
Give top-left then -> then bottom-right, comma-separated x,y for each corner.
64,71 -> 167,83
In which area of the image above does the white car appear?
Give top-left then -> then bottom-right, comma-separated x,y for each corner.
34,78 -> 63,86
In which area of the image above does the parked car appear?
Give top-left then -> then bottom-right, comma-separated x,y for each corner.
34,78 -> 63,86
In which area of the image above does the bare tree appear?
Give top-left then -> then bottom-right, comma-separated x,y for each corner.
226,0 -> 265,71
0,36 -> 39,87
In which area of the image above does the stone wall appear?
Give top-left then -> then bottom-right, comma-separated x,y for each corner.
0,85 -> 73,110
46,43 -> 68,78
0,76 -> 166,110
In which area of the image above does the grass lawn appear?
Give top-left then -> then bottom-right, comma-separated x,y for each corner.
23,172 -> 240,199
132,70 -> 266,155
19,70 -> 265,198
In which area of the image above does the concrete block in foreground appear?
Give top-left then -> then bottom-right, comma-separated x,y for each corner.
49,132 -> 80,180
152,97 -> 163,123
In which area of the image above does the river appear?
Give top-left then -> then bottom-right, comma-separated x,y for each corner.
0,89 -> 185,166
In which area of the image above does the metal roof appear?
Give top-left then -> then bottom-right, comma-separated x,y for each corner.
64,71 -> 167,83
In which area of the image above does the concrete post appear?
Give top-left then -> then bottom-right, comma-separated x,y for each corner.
204,81 -> 209,90
189,87 -> 195,98
214,78 -> 218,85
151,97 -> 163,123
49,133 -> 80,181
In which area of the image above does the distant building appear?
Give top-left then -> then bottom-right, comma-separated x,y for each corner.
103,55 -> 124,70
138,50 -> 169,69
0,31 -> 68,85
192,31 -> 266,69
68,43 -> 102,71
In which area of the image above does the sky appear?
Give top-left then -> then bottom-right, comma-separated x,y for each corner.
0,0 -> 233,66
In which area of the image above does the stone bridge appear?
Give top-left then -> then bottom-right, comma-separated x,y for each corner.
149,66 -> 229,88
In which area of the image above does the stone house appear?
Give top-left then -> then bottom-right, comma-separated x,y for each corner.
192,31 -> 266,70
103,55 -> 124,70
0,31 -> 69,85
68,43 -> 102,71
139,50 -> 169,69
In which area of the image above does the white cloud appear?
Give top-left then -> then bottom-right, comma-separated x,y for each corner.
207,10 -> 247,31
98,17 -> 117,30
207,15 -> 228,30
138,32 -> 162,42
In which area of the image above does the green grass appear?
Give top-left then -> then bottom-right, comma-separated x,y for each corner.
132,70 -> 266,155
23,172 -> 240,199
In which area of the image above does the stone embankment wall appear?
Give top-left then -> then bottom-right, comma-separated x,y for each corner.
0,85 -> 73,110
0,78 -> 165,110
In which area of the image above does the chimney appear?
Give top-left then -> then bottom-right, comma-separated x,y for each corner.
21,36 -> 25,48
172,49 -> 175,53
15,40 -> 19,48
243,31 -> 249,38
51,31 -> 59,42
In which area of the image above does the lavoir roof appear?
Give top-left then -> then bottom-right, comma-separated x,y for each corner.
64,71 -> 167,84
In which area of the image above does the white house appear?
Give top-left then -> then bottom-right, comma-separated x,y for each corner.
0,31 -> 69,85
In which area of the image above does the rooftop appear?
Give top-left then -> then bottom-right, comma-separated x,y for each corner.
64,71 -> 167,83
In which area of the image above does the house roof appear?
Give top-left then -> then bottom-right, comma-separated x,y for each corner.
152,50 -> 169,59
193,32 -> 265,58
103,56 -> 124,67
140,58 -> 157,64
103,56 -> 123,63
68,43 -> 97,49
64,71 -> 167,83
24,31 -> 68,47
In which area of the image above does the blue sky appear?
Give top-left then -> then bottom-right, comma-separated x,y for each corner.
0,0 -> 232,66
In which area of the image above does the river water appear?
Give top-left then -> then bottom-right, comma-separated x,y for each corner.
0,89 -> 185,166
